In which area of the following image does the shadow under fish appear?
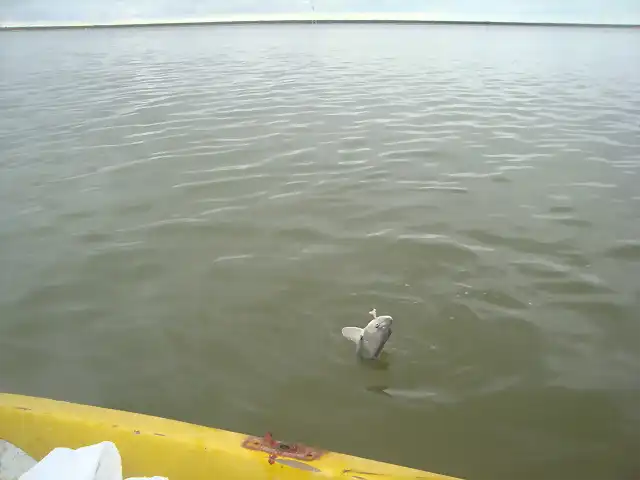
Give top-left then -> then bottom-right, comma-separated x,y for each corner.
366,385 -> 394,397
365,385 -> 453,402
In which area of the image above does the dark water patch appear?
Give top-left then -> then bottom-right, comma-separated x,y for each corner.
604,242 -> 640,261
534,279 -> 613,296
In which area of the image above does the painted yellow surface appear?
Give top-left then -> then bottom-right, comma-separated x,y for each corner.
0,393 -> 462,480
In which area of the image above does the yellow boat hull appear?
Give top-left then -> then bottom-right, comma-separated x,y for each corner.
0,393 -> 462,480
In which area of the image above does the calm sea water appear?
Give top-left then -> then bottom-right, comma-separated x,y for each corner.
1,24 -> 639,480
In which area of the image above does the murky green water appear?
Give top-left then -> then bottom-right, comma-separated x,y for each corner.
1,24 -> 639,480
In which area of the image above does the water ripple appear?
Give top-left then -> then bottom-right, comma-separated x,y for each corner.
1,24 -> 639,480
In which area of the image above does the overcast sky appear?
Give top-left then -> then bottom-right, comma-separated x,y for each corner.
2,0 -> 639,24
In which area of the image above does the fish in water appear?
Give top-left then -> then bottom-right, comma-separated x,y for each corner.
342,308 -> 393,360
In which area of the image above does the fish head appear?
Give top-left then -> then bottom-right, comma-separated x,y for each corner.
369,315 -> 393,333
360,315 -> 393,358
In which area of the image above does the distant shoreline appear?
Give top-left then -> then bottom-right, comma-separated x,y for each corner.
2,18 -> 639,31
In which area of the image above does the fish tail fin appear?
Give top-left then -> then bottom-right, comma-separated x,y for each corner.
341,327 -> 364,343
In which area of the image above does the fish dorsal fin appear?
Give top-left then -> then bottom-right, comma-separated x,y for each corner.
341,327 -> 364,344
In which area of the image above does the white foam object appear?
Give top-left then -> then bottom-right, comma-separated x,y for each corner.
18,441 -> 167,480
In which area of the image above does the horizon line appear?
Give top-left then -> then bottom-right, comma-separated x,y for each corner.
2,13 -> 639,30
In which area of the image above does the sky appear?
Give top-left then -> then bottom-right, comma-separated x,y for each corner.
2,0 -> 639,25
